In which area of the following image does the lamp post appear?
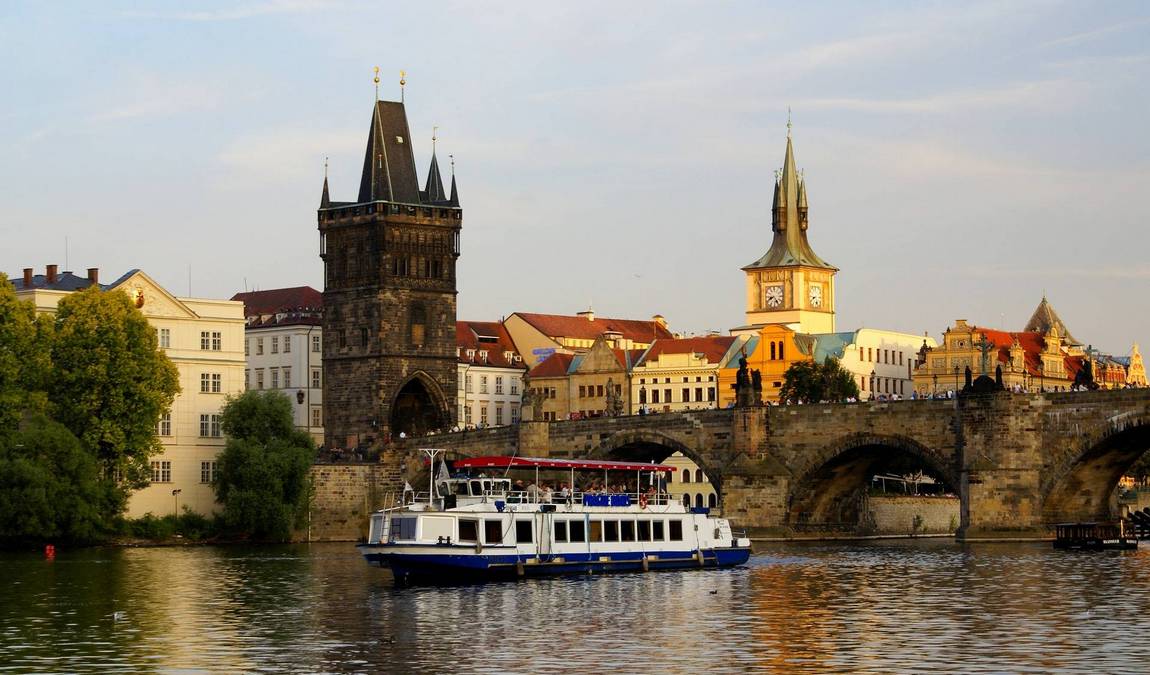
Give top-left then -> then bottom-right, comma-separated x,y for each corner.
869,369 -> 876,401
932,374 -> 938,397
171,488 -> 182,516
639,385 -> 647,415
953,365 -> 960,395
1038,361 -> 1045,392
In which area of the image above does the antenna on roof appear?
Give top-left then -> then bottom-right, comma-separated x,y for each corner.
324,156 -> 329,180
399,69 -> 406,102
787,106 -> 792,138
449,153 -> 455,177
372,66 -> 380,101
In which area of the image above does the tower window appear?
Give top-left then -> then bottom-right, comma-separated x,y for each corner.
411,304 -> 426,346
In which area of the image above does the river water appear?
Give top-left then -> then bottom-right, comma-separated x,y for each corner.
3,540 -> 1150,673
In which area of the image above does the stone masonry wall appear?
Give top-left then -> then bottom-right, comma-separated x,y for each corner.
308,462 -> 402,541
869,496 -> 959,535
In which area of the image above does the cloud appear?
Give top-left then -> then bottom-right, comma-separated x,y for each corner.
1037,16 -> 1150,49
216,128 -> 363,186
124,0 -> 340,22
793,79 -> 1081,115
91,78 -> 224,121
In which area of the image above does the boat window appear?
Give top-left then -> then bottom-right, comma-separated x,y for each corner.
458,519 -> 478,543
570,520 -> 586,543
470,480 -> 483,496
669,520 -> 684,541
390,516 -> 417,541
554,520 -> 568,543
604,520 -> 619,542
637,520 -> 651,541
515,519 -> 533,544
652,520 -> 665,541
621,520 -> 636,541
484,520 -> 503,544
589,520 -> 602,542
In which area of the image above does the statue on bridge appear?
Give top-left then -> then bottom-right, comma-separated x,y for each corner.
1073,358 -> 1099,391
520,376 -> 544,422
735,355 -> 756,408
605,377 -> 625,417
752,369 -> 763,406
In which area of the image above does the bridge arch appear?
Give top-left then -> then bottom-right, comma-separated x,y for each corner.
1042,414 -> 1150,524
587,429 -> 722,497
786,432 -> 959,530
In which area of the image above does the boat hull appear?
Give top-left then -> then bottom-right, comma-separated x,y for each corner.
358,544 -> 752,583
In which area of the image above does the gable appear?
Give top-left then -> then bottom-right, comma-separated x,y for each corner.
105,270 -> 199,319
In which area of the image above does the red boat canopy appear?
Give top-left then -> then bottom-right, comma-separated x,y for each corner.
453,456 -> 674,473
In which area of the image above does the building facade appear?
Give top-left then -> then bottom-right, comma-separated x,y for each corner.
717,326 -> 810,406
737,124 -> 837,335
456,320 -> 526,429
14,266 -> 245,517
504,310 -> 672,368
231,287 -> 324,444
631,336 -> 739,414
818,329 -> 937,400
318,98 -> 462,448
663,451 -> 718,510
1128,343 -> 1147,387
526,334 -> 641,421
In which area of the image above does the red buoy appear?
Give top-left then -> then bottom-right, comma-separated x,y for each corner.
45,544 -> 56,560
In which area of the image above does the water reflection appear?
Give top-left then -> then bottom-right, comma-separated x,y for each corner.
3,541 -> 1150,673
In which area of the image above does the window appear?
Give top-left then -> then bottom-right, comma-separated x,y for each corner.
283,336 -> 291,353
554,520 -> 568,543
682,388 -> 690,402
245,369 -> 251,390
271,336 -> 279,354
480,376 -> 488,394
256,369 -> 264,389
158,328 -> 170,349
360,328 -> 368,347
597,385 -> 604,397
514,520 -> 533,544
158,412 -> 172,436
458,520 -> 478,543
271,368 -> 279,389
201,373 -> 222,393
283,367 -> 291,388
638,520 -> 651,541
604,520 -> 619,542
257,338 -> 264,355
652,520 -> 665,541
695,387 -> 703,402
495,405 -> 504,426
579,385 -> 586,398
312,335 -> 321,352
669,520 -> 684,541
338,330 -> 346,348
695,469 -> 703,483
150,460 -> 171,483
664,388 -> 672,403
708,387 -> 716,402
510,379 -> 519,395
495,377 -> 503,395
696,494 -> 705,508
311,407 -> 322,427
201,331 -> 221,351
652,390 -> 660,404
465,375 -> 473,393
621,520 -> 636,541
201,461 -> 217,484
480,404 -> 488,426
569,519 -> 586,543
683,469 -> 691,483
410,304 -> 426,346
311,369 -> 321,389
199,414 -> 222,437
590,520 -> 602,542
708,494 -> 717,508
484,520 -> 502,544
511,404 -> 520,424
464,406 -> 472,424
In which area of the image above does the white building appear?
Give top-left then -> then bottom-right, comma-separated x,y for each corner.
811,328 -> 938,400
663,452 -> 718,510
14,265 -> 245,517
231,287 -> 324,444
456,321 -> 526,429
629,336 -> 744,414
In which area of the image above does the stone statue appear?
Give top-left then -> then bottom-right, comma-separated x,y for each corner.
1073,359 -> 1099,390
604,377 -> 624,417
735,355 -> 754,408
736,356 -> 750,390
520,376 -> 539,421
995,365 -> 1004,389
751,369 -> 763,405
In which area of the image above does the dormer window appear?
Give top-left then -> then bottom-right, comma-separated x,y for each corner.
466,349 -> 475,359
395,136 -> 404,144
479,350 -> 488,363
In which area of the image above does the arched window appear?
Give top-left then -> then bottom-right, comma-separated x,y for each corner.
695,469 -> 703,483
770,342 -> 777,360
410,304 -> 426,346
682,469 -> 691,483
682,494 -> 691,508
779,342 -> 785,359
708,493 -> 717,508
695,493 -> 704,508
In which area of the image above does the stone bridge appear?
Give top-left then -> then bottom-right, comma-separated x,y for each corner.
382,389 -> 1150,539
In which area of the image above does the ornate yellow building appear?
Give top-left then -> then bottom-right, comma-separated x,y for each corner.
737,123 -> 837,335
1127,343 -> 1147,386
717,325 -> 813,406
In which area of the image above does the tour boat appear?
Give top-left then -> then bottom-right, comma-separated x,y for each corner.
1053,522 -> 1139,551
357,452 -> 753,584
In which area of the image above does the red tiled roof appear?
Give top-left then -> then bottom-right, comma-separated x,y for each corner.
457,320 -> 525,369
973,327 -> 1081,378
528,352 -> 575,378
613,348 -> 648,370
231,286 -> 322,317
637,336 -> 737,366
513,312 -> 673,343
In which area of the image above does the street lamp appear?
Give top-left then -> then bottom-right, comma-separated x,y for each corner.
171,488 -> 182,516
869,369 -> 876,401
639,386 -> 647,415
932,374 -> 938,397
1038,361 -> 1045,392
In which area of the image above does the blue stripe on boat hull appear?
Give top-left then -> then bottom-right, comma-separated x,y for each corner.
357,546 -> 752,583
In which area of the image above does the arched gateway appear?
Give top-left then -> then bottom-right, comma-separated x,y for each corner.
389,374 -> 450,438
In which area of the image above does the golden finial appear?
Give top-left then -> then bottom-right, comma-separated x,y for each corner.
372,66 -> 380,101
400,69 -> 406,102
323,156 -> 329,179
432,125 -> 438,153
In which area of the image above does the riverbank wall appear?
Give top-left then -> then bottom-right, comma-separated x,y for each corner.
869,495 -> 959,535
307,463 -> 401,542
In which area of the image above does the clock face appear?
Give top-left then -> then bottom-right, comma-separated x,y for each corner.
809,285 -> 823,308
765,285 -> 784,308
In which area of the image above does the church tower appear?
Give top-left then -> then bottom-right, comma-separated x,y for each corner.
318,96 -> 462,449
740,121 -> 837,334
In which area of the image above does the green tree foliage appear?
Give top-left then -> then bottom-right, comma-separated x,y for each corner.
49,286 -> 180,489
0,415 -> 114,543
0,275 -> 52,429
779,357 -> 861,404
214,391 -> 314,541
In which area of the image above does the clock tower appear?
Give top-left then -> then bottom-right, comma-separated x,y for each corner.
740,122 -> 837,334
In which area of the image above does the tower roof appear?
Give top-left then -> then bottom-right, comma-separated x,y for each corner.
357,100 -> 422,204
1023,296 -> 1079,346
424,151 -> 446,203
744,132 -> 834,271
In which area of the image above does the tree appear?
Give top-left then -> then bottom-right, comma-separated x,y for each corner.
0,275 -> 52,430
0,414 -> 114,544
214,391 -> 315,541
49,286 -> 180,490
779,357 -> 861,404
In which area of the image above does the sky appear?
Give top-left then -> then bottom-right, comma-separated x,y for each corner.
2,1 -> 1148,355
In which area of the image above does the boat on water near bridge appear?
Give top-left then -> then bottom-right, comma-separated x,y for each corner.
1053,522 -> 1138,551
357,453 -> 752,583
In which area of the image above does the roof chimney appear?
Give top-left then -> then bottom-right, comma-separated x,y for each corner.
46,265 -> 58,284
23,268 -> 32,288
87,268 -> 99,286
577,309 -> 595,322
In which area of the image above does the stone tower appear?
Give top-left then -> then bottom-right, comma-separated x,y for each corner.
318,98 -> 462,449
741,122 -> 837,334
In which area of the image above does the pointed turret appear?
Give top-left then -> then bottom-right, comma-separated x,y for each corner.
424,151 -> 446,203
744,125 -> 834,270
1024,295 -> 1079,346
320,175 -> 331,208
448,173 -> 459,207
357,100 -> 421,204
